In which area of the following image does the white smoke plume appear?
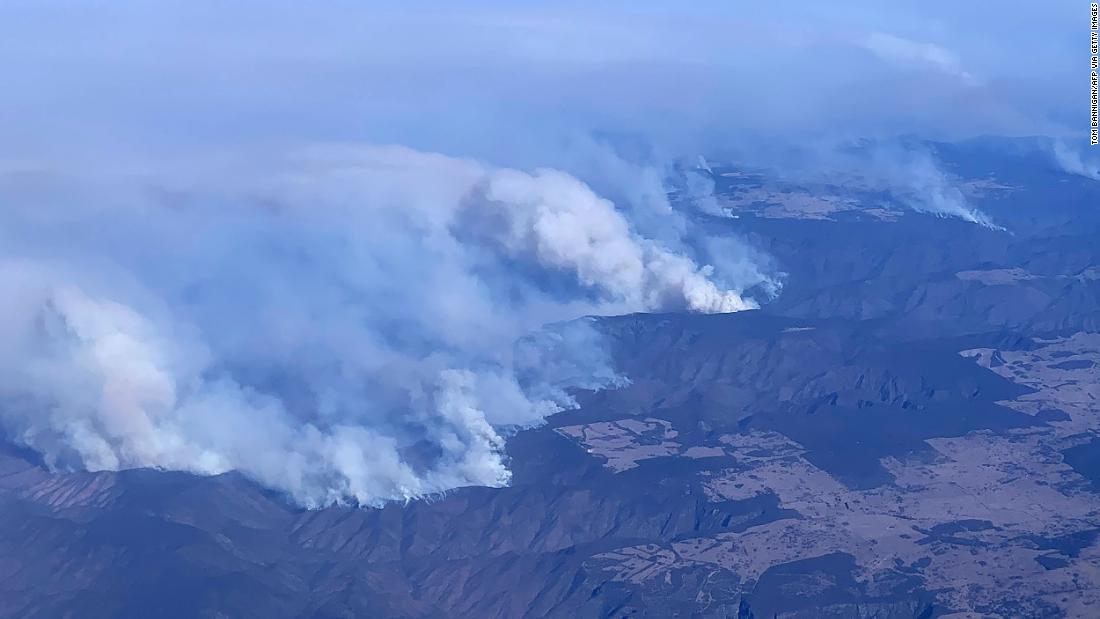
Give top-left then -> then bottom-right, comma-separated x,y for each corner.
729,139 -> 1002,228
870,146 -> 1001,229
1051,140 -> 1100,181
0,145 -> 766,507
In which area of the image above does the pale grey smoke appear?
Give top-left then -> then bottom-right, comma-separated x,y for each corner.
733,140 -> 1002,229
0,144 -> 767,507
861,32 -> 976,85
1051,140 -> 1100,181
870,146 -> 1001,229
514,317 -> 629,410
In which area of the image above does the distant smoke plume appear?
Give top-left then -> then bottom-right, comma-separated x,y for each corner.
728,139 -> 1002,228
1051,140 -> 1100,181
867,145 -> 1001,229
0,145 -> 769,507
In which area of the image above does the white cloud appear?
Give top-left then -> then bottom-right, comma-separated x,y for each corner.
863,32 -> 976,85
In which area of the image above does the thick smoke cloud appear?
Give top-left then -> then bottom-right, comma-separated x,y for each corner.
0,146 -> 768,506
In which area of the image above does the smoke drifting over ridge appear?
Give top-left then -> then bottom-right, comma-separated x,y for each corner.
722,140 -> 1003,228
1052,140 -> 1100,181
0,146 -> 772,506
867,145 -> 1001,229
0,1 -> 1077,506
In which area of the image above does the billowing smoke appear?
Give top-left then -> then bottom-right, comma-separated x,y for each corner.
0,145 -> 769,507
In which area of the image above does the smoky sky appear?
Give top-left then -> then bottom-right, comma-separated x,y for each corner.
0,0 -> 1082,159
0,1 -> 1084,505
